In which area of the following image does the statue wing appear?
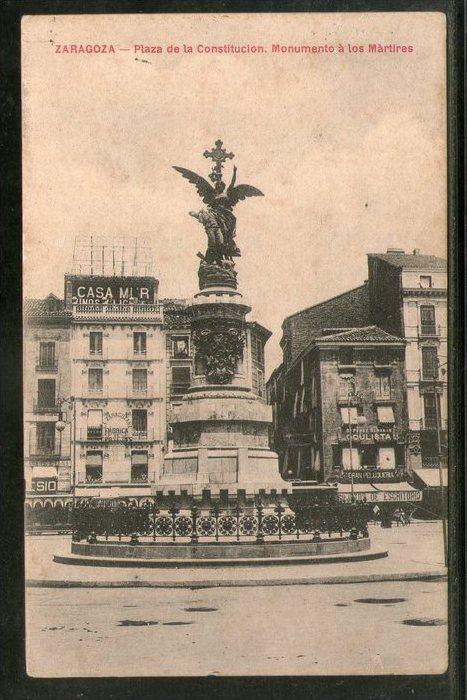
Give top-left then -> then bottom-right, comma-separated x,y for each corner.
173,166 -> 216,204
226,183 -> 264,208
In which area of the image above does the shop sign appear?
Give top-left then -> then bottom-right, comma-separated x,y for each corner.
70,276 -> 156,306
31,477 -> 58,493
337,425 -> 396,443
338,490 -> 422,503
338,468 -> 407,483
103,412 -> 131,441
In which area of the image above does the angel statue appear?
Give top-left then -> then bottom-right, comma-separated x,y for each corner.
173,141 -> 263,266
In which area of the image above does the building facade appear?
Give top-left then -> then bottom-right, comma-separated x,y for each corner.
367,250 -> 447,469
24,294 -> 73,516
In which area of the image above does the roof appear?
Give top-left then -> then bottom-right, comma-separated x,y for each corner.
283,284 -> 369,325
368,252 -> 446,271
317,325 -> 404,344
24,295 -> 69,318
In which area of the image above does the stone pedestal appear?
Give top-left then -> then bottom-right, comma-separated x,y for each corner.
159,269 -> 290,498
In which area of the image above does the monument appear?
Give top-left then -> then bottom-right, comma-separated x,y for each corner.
159,141 -> 291,499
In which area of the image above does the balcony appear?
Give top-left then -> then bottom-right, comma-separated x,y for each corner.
126,385 -> 154,399
35,359 -> 58,372
77,471 -> 156,485
170,383 -> 191,396
418,323 -> 441,339
33,400 -> 60,414
78,428 -> 155,442
72,303 -> 163,322
29,449 -> 62,461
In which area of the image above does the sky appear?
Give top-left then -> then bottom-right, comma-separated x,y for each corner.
22,12 -> 447,376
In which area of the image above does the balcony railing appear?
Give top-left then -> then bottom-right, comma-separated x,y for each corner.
79,428 -> 155,442
77,471 -> 156,485
33,400 -> 60,414
126,385 -> 154,398
29,449 -> 62,461
171,383 -> 191,395
35,359 -> 58,372
419,323 -> 441,338
72,304 -> 163,322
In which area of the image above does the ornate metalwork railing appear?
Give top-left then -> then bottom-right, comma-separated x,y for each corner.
71,497 -> 371,544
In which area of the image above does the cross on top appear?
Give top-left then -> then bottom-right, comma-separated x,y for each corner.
203,139 -> 234,183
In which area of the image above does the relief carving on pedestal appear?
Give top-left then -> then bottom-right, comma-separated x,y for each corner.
193,325 -> 245,384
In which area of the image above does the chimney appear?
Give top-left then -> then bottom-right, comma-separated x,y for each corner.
413,248 -> 420,255
386,248 -> 405,254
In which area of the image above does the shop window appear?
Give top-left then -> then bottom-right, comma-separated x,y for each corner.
376,405 -> 395,424
376,372 -> 391,399
172,336 -> 189,358
420,306 -> 436,335
342,447 -> 361,470
131,451 -> 148,482
87,409 -> 103,440
378,447 -> 395,468
132,409 -> 147,435
37,379 -> 56,408
132,368 -> 148,393
171,366 -> 191,394
89,331 -> 102,355
133,332 -> 147,355
421,347 -> 438,380
88,368 -> 103,393
419,275 -> 432,289
85,451 -> 102,483
38,342 -> 55,368
36,422 -> 56,453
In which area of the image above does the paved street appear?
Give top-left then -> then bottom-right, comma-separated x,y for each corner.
26,580 -> 447,677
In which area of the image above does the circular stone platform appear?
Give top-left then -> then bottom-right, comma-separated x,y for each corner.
53,538 -> 388,568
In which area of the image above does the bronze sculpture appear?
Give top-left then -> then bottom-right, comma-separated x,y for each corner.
173,140 -> 264,266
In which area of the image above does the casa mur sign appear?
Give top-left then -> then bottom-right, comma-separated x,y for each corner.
66,276 -> 157,306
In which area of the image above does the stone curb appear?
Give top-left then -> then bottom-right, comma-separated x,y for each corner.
26,570 -> 447,589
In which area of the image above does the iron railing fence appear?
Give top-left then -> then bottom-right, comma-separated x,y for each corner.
70,498 -> 371,544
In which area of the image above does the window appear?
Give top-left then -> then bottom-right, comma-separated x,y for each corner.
361,445 -> 377,468
88,368 -> 103,393
420,306 -> 436,335
131,451 -> 148,482
342,447 -> 361,470
376,405 -> 395,424
36,422 -> 55,453
420,275 -> 432,288
87,409 -> 103,440
133,332 -> 147,355
251,336 -> 264,366
378,447 -> 395,468
89,331 -> 103,355
423,393 -> 439,429
37,379 -> 56,408
339,347 -> 354,366
340,406 -> 358,424
421,347 -> 438,380
85,451 -> 102,483
171,366 -> 191,393
339,374 -> 355,399
132,368 -> 148,393
376,373 -> 391,399
132,409 -> 147,434
38,342 -> 55,368
172,336 -> 189,358
375,348 -> 392,366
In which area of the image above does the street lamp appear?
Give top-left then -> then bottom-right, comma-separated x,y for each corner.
433,358 -> 447,567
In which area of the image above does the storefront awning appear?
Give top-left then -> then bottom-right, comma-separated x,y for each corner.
412,468 -> 448,488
